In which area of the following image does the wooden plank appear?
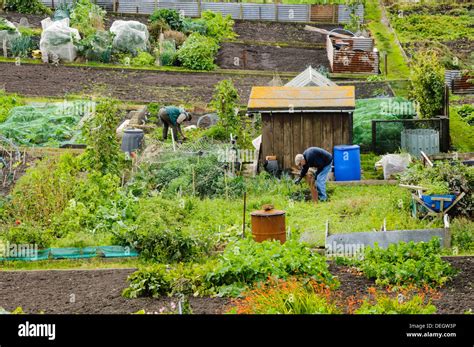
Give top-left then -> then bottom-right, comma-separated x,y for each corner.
322,114 -> 332,152
261,115 -> 272,164
291,114 -> 302,163
303,114 -> 313,152
311,114 -> 322,150
332,114 -> 343,148
283,116 -> 292,169
273,114 -> 283,169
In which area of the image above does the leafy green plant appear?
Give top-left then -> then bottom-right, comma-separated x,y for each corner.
82,98 -> 124,176
158,40 -> 177,66
399,161 -> 473,217
0,90 -> 23,123
131,51 -> 155,66
4,0 -> 50,14
4,153 -> 80,227
112,196 -> 207,262
409,51 -> 445,118
123,264 -> 171,298
355,294 -> 436,314
350,238 -> 457,288
205,238 -> 338,296
70,0 -> 106,37
150,8 -> 182,31
201,10 -> 236,42
451,218 -> 474,253
210,79 -> 240,141
5,222 -> 53,249
176,33 -> 218,71
77,31 -> 114,63
181,18 -> 207,36
10,35 -> 34,58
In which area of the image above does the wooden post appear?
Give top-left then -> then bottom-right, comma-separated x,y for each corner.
384,51 -> 388,76
242,191 -> 247,238
371,120 -> 377,153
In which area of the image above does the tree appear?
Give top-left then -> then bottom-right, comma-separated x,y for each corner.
409,51 -> 445,119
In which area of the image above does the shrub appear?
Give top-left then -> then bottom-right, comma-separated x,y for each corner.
409,51 -> 445,118
5,153 -> 80,227
4,0 -> 51,15
399,161 -> 473,217
82,99 -> 124,176
351,238 -> 457,288
176,33 -> 218,71
70,0 -> 106,37
0,90 -> 23,123
112,197 -> 206,262
148,19 -> 170,40
77,31 -> 114,63
150,8 -> 182,31
163,30 -> 186,47
181,18 -> 207,36
205,238 -> 338,296
210,79 -> 241,141
451,218 -> 474,253
201,10 -> 236,42
5,222 -> 53,249
131,51 -> 155,66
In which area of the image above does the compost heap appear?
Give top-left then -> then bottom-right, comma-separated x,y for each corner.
353,97 -> 416,149
0,101 -> 90,147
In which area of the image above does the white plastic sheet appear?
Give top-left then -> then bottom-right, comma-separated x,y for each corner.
109,20 -> 149,55
376,153 -> 412,180
0,19 -> 20,52
40,18 -> 80,62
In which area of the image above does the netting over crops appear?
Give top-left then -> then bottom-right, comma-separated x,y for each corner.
0,101 -> 92,147
353,97 -> 416,151
110,20 -> 150,55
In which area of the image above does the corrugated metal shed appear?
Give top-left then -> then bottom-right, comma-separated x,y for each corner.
285,66 -> 337,87
248,86 -> 355,112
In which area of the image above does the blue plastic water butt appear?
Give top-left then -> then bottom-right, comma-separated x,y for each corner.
334,145 -> 361,181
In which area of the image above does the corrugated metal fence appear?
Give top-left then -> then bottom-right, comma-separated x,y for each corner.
445,70 -> 474,95
40,0 -> 363,24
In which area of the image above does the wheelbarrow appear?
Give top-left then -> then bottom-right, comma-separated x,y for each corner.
401,184 -> 466,219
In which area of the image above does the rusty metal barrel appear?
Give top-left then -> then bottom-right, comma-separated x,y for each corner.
251,205 -> 286,244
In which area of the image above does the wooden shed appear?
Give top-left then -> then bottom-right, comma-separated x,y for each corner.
247,86 -> 355,170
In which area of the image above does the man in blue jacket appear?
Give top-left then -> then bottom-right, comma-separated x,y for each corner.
294,147 -> 333,201
158,106 -> 192,142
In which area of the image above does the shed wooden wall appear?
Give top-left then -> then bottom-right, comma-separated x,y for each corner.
262,112 -> 353,170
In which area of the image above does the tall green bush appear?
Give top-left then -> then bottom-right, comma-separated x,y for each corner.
4,0 -> 50,15
150,8 -> 182,31
176,33 -> 218,71
201,10 -> 236,42
409,51 -> 445,118
210,79 -> 240,140
82,99 -> 123,176
70,0 -> 106,37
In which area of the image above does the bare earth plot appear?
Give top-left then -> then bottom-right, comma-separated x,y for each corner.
0,257 -> 471,314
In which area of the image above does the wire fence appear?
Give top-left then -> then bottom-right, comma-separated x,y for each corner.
371,118 -> 450,155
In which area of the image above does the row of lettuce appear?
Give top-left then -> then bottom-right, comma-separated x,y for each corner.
1,0 -> 236,70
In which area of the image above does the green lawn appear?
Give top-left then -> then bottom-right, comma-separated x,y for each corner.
365,0 -> 410,80
450,106 -> 474,152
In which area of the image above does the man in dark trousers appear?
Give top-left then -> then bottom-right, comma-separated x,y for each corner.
158,106 -> 192,142
294,147 -> 333,201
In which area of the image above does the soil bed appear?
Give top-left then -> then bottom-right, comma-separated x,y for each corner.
233,20 -> 339,44
0,62 -> 392,104
0,256 -> 470,314
218,43 -> 329,72
0,268 -> 230,314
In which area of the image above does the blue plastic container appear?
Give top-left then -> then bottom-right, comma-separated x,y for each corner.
421,195 -> 456,212
333,145 -> 361,181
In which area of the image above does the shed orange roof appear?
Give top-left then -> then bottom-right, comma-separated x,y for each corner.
247,86 -> 355,111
